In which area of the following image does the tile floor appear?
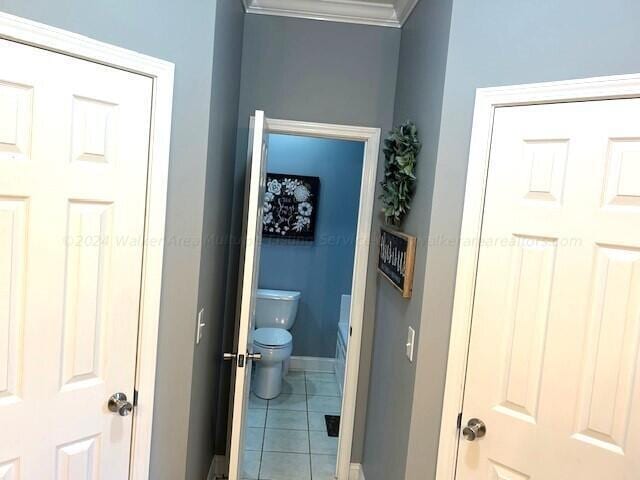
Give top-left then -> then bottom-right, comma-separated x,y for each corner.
242,370 -> 342,480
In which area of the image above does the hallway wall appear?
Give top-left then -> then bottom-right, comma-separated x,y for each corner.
360,1 -> 640,479
187,1 -> 245,478
0,2 -> 243,478
218,13 -> 401,460
410,1 -> 640,478
360,0 -> 454,478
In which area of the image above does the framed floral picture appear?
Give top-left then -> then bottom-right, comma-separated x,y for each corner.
262,173 -> 320,241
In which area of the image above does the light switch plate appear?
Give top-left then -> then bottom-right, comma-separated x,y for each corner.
406,326 -> 415,362
196,308 -> 205,344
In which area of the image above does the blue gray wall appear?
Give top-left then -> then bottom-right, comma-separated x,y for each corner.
258,134 -> 363,358
188,1 -> 245,479
0,2 -> 243,478
218,14 -> 401,459
361,0 -> 454,478
362,1 -> 640,479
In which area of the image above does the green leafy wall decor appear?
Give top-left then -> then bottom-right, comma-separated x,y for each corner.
380,121 -> 422,226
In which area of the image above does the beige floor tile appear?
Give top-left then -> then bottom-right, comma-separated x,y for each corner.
311,454 -> 338,480
263,428 -> 309,453
268,393 -> 307,412
309,431 -> 338,455
259,452 -> 311,480
247,408 -> 267,428
266,409 -> 308,430
245,427 -> 264,451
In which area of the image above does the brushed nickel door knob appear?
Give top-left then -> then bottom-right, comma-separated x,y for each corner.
462,418 -> 486,441
108,392 -> 133,417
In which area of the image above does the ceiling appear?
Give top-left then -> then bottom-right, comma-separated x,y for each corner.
242,0 -> 420,28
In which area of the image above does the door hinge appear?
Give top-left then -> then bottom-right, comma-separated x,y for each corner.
133,389 -> 139,407
456,412 -> 462,429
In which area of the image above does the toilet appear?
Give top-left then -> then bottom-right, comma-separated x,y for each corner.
252,288 -> 300,399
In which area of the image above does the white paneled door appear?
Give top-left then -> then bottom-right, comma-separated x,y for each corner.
458,100 -> 640,478
0,39 -> 152,478
227,111 -> 268,480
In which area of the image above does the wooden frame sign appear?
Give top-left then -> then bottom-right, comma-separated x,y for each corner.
378,226 -> 416,298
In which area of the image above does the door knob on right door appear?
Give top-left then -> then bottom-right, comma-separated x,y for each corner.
108,392 -> 133,417
462,418 -> 486,441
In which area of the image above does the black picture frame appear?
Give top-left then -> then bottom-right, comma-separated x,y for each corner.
262,173 -> 320,241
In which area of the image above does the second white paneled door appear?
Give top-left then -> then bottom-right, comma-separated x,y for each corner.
458,100 -> 640,479
0,38 -> 152,478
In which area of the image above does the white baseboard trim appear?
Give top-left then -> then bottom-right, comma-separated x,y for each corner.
349,463 -> 365,480
208,455 -> 227,480
289,355 -> 336,373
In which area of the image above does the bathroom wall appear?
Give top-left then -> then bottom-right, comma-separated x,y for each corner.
218,13 -> 400,459
258,134 -> 364,358
0,2 -> 242,478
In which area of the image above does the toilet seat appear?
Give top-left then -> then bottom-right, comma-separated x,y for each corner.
253,327 -> 292,349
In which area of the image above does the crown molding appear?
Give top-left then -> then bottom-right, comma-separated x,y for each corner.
243,0 -> 419,28
394,0 -> 419,24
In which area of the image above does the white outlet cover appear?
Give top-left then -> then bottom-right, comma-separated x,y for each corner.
406,326 -> 415,362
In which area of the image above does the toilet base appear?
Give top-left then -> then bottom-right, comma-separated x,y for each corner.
253,361 -> 284,400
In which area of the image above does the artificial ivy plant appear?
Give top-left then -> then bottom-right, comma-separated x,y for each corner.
380,121 -> 422,227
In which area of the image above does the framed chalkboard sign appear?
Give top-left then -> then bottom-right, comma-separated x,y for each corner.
378,226 -> 416,298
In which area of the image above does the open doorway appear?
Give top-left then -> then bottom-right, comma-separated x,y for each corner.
225,114 -> 380,480
244,132 -> 363,480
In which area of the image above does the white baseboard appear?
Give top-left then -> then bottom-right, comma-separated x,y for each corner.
289,355 -> 336,373
208,455 -> 227,480
349,463 -> 365,480
209,455 -> 361,480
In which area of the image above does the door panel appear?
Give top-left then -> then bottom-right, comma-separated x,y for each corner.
227,111 -> 268,480
458,100 -> 640,479
0,39 -> 152,478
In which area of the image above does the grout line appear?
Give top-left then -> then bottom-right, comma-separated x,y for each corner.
305,370 -> 313,480
258,393 -> 268,480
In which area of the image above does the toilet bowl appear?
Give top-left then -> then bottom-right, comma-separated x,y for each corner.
252,289 -> 300,399
252,328 -> 293,399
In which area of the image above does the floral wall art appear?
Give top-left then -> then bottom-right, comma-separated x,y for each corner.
262,173 -> 320,240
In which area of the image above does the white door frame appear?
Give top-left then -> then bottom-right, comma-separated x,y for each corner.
0,12 -> 174,480
435,72 -> 640,480
263,117 -> 380,480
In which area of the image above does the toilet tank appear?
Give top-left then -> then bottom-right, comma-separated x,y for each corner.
255,289 -> 301,330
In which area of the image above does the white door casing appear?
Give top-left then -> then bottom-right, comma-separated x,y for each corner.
227,111 -> 268,480
458,99 -> 640,479
0,38 -> 153,478
222,117 -> 380,480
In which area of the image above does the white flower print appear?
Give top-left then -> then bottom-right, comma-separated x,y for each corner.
263,212 -> 273,225
283,178 -> 300,195
267,179 -> 282,195
264,192 -> 274,202
263,201 -> 272,212
293,215 -> 310,232
298,202 -> 312,217
293,185 -> 310,202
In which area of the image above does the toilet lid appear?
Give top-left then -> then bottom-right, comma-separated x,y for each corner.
254,328 -> 292,347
